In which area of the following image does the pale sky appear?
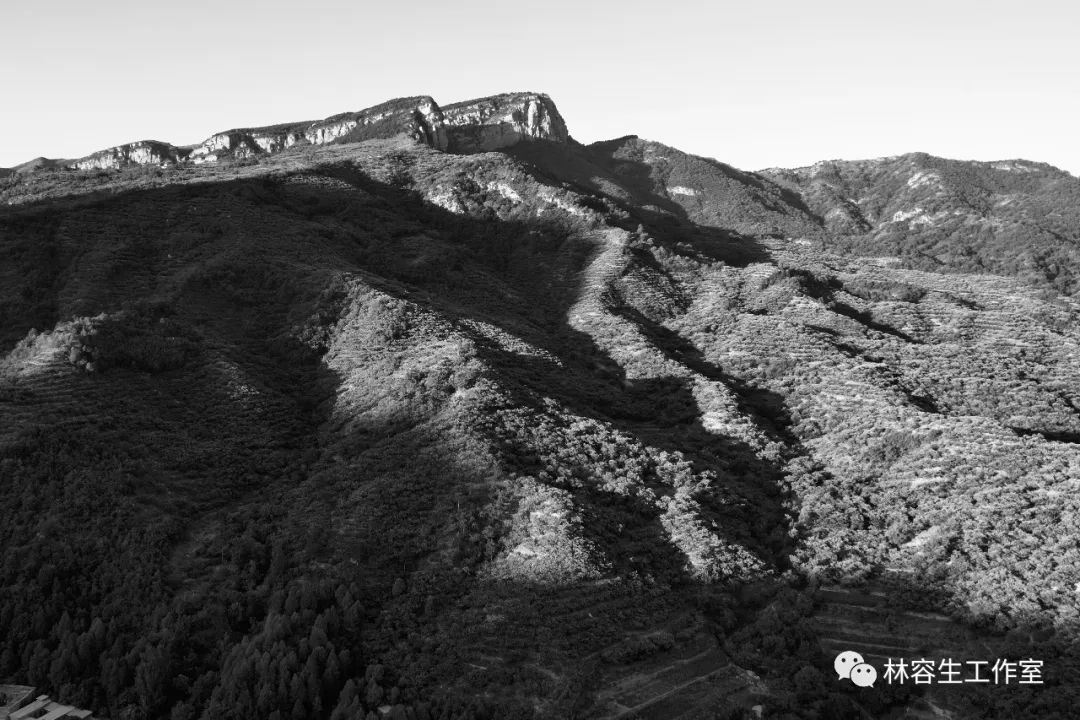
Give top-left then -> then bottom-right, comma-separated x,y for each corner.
2,0 -> 1077,175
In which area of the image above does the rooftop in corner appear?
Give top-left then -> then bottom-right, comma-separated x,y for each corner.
0,689 -> 100,720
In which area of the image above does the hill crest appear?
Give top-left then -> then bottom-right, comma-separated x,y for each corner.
4,91 -> 569,173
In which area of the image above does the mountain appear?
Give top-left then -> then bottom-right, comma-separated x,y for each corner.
761,153 -> 1080,294
1,92 -> 1079,720
0,92 -> 567,176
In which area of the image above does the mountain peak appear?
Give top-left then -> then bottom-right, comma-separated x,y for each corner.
18,92 -> 570,173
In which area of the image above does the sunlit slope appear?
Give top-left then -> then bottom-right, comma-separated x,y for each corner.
1,134 -> 1078,719
763,153 -> 1080,294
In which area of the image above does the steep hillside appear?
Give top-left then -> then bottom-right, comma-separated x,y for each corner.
505,135 -> 821,241
1,96 -> 1079,720
762,153 -> 1080,295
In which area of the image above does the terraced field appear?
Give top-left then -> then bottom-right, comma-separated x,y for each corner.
814,583 -> 980,664
590,623 -> 767,720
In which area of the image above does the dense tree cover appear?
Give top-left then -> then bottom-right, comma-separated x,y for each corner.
1,134 -> 1079,720
763,153 -> 1080,297
0,421 -> 376,719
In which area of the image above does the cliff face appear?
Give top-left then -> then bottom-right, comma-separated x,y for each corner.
309,96 -> 449,150
51,92 -> 567,172
71,140 -> 182,171
187,129 -> 302,164
442,92 -> 569,152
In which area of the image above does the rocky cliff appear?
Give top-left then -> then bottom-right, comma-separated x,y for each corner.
441,92 -> 569,152
37,92 -> 568,172
71,140 -> 182,171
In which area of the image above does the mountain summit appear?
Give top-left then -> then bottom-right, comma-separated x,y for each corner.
4,92 -> 569,173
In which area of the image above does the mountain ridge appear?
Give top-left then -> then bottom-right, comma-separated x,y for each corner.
0,91 -> 570,174
3,93 -> 1074,183
6,95 -> 1080,300
759,151 -> 1080,295
0,91 -> 569,173
2,92 -> 1080,720
758,151 -> 1074,179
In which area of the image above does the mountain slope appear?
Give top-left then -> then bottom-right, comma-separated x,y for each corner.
762,153 -> 1080,295
1,95 -> 1079,720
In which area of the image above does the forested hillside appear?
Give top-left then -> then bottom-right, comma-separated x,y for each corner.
2,101 -> 1079,720
761,153 -> 1080,295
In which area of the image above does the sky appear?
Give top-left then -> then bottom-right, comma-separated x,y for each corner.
1,0 -> 1077,175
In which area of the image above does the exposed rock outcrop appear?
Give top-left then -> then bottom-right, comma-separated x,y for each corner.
71,140 -> 182,170
187,128 -> 301,164
442,92 -> 568,152
51,92 -> 567,173
302,96 -> 449,150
